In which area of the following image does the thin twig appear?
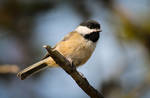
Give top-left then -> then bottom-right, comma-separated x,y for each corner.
43,45 -> 104,98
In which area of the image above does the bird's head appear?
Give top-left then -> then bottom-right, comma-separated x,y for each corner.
75,20 -> 101,42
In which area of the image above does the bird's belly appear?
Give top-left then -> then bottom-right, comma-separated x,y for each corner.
70,50 -> 92,66
54,33 -> 96,67
67,41 -> 96,66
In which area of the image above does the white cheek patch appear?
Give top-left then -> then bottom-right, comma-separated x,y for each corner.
75,26 -> 100,35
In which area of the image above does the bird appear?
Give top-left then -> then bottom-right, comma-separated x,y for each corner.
17,20 -> 102,80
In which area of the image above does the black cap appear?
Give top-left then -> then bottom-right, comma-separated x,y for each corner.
80,20 -> 100,29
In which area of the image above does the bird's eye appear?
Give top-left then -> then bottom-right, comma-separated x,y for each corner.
87,25 -> 91,28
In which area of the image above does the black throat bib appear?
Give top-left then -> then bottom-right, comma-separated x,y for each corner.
84,32 -> 99,42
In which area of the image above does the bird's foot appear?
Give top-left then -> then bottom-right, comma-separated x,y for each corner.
67,58 -> 76,69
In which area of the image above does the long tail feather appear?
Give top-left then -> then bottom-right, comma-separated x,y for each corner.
17,61 -> 49,80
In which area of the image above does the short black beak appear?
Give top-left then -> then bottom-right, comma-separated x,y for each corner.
97,29 -> 102,32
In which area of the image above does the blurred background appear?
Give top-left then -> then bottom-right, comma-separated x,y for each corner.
0,0 -> 150,98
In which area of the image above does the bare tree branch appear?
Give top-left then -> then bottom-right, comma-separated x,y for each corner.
0,65 -> 20,74
43,45 -> 104,98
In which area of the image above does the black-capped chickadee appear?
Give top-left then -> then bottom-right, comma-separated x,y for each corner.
17,20 -> 102,80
